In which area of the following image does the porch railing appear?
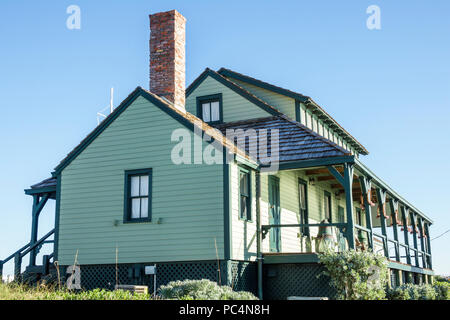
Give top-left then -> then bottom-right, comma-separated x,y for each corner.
0,229 -> 55,282
261,222 -> 432,270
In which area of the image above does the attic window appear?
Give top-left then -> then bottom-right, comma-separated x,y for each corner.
196,94 -> 223,124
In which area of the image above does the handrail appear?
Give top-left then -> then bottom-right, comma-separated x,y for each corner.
20,229 -> 54,258
1,243 -> 31,265
0,229 -> 55,280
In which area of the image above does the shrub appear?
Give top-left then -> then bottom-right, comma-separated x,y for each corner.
433,281 -> 450,300
158,279 -> 258,300
318,249 -> 389,300
386,283 -> 446,300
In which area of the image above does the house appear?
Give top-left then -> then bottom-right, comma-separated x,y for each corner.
0,10 -> 434,299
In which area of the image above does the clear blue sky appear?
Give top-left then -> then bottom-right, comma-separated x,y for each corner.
0,0 -> 449,276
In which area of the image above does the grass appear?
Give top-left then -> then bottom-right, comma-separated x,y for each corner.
0,282 -> 151,300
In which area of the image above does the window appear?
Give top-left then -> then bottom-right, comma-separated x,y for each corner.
298,179 -> 309,236
239,167 -> 251,221
338,206 -> 345,223
355,207 -> 363,226
324,191 -> 332,222
196,94 -> 222,124
124,169 -> 152,222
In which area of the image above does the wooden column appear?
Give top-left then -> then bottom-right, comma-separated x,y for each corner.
327,163 -> 355,249
417,217 -> 427,268
424,222 -> 432,269
410,212 -> 420,267
388,199 -> 400,262
344,164 -> 355,249
376,188 -> 389,258
359,176 -> 374,249
29,194 -> 49,266
400,206 -> 411,265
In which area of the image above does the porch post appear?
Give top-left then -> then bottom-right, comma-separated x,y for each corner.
410,212 -> 419,267
255,171 -> 263,300
29,194 -> 49,266
417,217 -> 426,268
359,176 -> 374,249
388,199 -> 400,262
424,222 -> 432,269
400,206 -> 411,265
344,163 -> 355,249
375,188 -> 389,258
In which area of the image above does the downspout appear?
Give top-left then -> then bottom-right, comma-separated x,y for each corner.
256,170 -> 263,299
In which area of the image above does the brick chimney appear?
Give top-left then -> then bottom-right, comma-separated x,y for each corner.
149,10 -> 186,110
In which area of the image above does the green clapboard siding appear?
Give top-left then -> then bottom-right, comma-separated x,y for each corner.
229,78 -> 296,120
58,96 -> 224,265
230,168 -> 363,259
185,75 -> 270,122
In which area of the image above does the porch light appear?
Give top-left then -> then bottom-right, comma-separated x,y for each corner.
309,177 -> 316,186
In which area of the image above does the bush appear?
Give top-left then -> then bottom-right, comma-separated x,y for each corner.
158,279 -> 258,300
433,281 -> 450,300
386,283 -> 446,300
318,249 -> 389,300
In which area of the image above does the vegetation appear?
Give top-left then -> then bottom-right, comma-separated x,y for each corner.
0,282 -> 150,300
1,279 -> 257,300
386,282 -> 449,300
318,248 -> 389,300
159,279 -> 258,300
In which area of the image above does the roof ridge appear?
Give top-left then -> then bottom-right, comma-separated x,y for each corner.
217,67 -> 368,155
218,67 -> 310,100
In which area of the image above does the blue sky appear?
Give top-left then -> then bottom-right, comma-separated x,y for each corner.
0,0 -> 449,276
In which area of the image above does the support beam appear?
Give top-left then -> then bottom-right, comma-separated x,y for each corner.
344,164 -> 355,249
376,189 -> 389,258
388,199 -> 401,262
410,212 -> 420,267
29,194 -> 49,267
417,217 -> 427,268
424,223 -> 432,269
400,206 -> 411,265
359,176 -> 374,249
255,171 -> 263,300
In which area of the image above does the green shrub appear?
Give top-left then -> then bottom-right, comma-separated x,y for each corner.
158,279 -> 258,300
318,249 -> 389,300
434,281 -> 450,300
386,283 -> 444,300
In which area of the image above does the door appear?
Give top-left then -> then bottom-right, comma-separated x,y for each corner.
268,175 -> 281,252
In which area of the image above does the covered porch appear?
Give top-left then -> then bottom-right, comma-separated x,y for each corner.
0,177 -> 57,282
254,156 -> 433,298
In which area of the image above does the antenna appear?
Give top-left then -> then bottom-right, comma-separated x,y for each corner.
97,87 -> 115,125
110,87 -> 114,113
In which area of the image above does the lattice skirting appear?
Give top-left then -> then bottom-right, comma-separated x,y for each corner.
263,263 -> 336,300
60,260 -> 257,294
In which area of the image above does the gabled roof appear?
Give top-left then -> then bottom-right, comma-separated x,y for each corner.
186,68 -> 282,117
52,87 -> 248,176
214,115 -> 351,164
217,67 -> 369,155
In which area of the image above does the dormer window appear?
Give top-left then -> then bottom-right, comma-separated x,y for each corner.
196,94 -> 223,124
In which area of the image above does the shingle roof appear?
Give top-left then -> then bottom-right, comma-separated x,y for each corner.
214,115 -> 351,164
30,177 -> 57,189
217,67 -> 369,155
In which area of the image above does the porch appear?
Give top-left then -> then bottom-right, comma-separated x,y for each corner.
254,156 -> 433,298
0,177 -> 57,283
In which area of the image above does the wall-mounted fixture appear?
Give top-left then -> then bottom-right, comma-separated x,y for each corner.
309,177 -> 316,186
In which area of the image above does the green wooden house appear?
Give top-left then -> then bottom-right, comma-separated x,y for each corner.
0,10 -> 433,299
